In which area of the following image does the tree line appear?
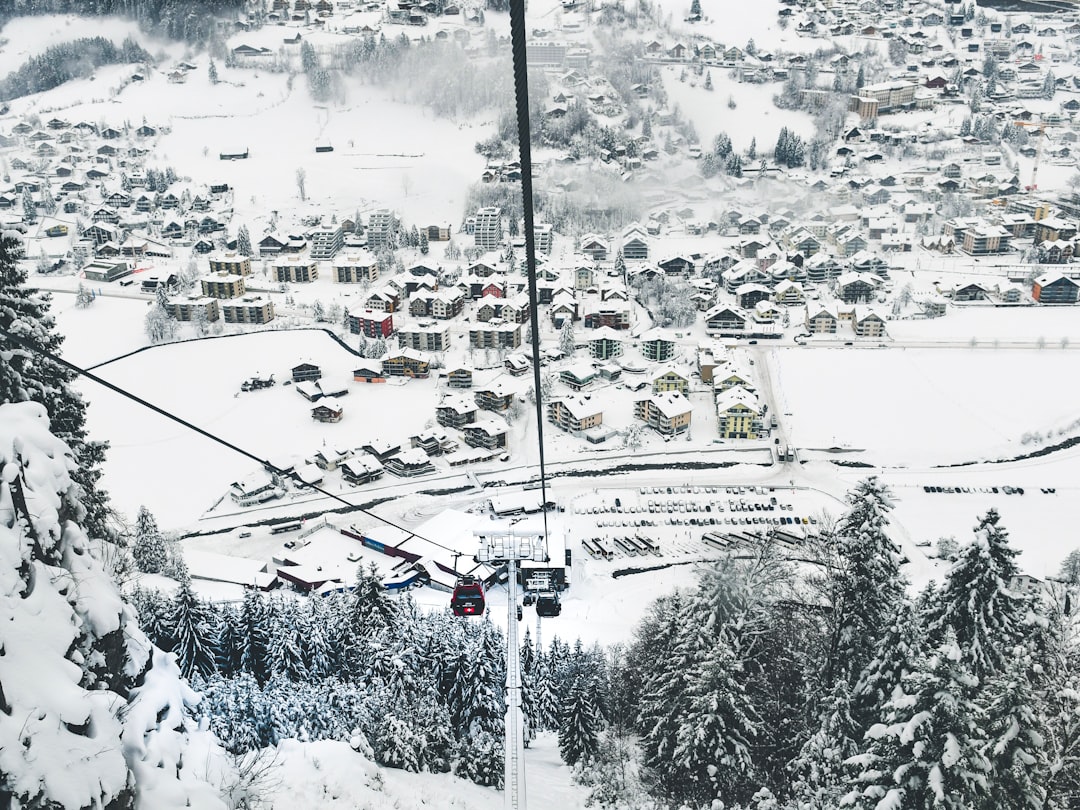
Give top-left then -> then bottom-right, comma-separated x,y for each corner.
0,35 -> 150,101
1,0 -> 239,42
128,566 -> 610,789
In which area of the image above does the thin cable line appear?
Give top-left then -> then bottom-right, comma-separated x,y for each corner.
509,0 -> 552,549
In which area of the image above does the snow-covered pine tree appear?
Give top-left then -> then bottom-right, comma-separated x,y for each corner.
671,628 -> 759,807
846,628 -> 990,810
75,281 -> 95,307
828,477 -> 906,689
346,562 -> 398,645
169,575 -> 221,679
132,504 -> 168,573
239,588 -> 272,684
455,620 -> 506,787
266,596 -> 309,681
983,644 -> 1049,810
559,679 -> 603,767
0,233 -> 113,540
236,223 -> 253,256
0,402 -> 226,808
635,592 -> 693,796
925,508 -> 1026,682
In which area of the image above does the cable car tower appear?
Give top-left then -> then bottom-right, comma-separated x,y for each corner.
477,531 -> 549,810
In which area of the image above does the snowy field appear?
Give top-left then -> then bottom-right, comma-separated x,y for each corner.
769,346 -> 1080,467
659,64 -> 816,153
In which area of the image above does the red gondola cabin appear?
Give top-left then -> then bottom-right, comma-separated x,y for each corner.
451,575 -> 485,617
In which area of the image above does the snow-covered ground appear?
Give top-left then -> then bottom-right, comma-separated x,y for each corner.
770,345 -> 1080,466
261,732 -> 587,810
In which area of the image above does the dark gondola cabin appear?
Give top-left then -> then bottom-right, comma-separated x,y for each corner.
535,590 -> 561,618
451,575 -> 485,616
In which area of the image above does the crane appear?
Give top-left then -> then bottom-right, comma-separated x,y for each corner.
1013,119 -> 1060,192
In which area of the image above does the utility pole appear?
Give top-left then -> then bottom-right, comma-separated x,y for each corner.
477,530 -> 549,810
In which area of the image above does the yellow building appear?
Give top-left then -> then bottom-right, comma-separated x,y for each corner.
651,367 -> 690,395
715,386 -> 762,439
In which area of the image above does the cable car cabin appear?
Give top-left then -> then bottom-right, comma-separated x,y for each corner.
451,576 -> 485,617
535,590 -> 561,618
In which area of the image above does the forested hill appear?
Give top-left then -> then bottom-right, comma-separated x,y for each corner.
0,36 -> 151,100
1,0 -> 242,41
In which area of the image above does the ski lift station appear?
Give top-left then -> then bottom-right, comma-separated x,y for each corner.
257,508 -> 570,596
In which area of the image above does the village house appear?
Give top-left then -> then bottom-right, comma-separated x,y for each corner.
715,386 -> 763,439
548,394 -> 604,434
272,256 -> 318,283
638,330 -> 676,362
469,323 -> 522,350
353,362 -> 386,384
383,449 -> 436,478
704,305 -> 749,334
475,381 -> 515,411
1032,272 -> 1080,304
436,394 -> 479,428
311,398 -> 344,423
852,307 -> 887,337
635,391 -> 692,436
340,456 -> 384,485
348,309 -> 394,338
333,252 -> 379,283
395,321 -> 449,354
560,361 -> 596,391
462,420 -> 509,450
805,303 -> 839,334
381,348 -> 432,378
201,272 -> 245,299
221,296 -> 275,324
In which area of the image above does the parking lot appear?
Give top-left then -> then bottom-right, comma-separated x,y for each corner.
571,485 -> 828,564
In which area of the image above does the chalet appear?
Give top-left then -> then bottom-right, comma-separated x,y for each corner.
383,449 -> 436,478
462,420 -> 508,451
651,367 -> 690,395
348,310 -> 394,338
657,255 -> 695,277
852,308 -> 886,337
292,363 -> 322,383
805,303 -> 839,334
340,456 -> 383,485
475,382 -> 515,411
447,366 -> 474,389
312,399 -> 344,423
638,332 -> 675,362
560,362 -> 596,391
635,391 -> 692,436
836,272 -> 879,303
382,348 -> 431,378
353,362 -> 386,383
953,282 -> 989,302
505,355 -> 530,376
579,234 -> 609,261
1032,272 -> 1080,304
548,395 -> 603,433
715,387 -> 763,439
437,395 -> 478,428
704,305 -> 748,334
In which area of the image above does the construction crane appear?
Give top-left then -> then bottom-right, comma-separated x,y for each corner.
1013,119 -> 1060,191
